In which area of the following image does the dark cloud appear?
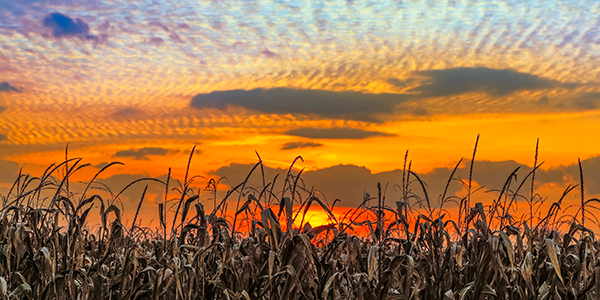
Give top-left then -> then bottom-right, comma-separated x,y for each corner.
301,165 -> 395,205
97,174 -> 168,198
261,48 -> 277,58
536,95 -> 550,105
39,12 -> 107,44
284,127 -> 396,139
190,88 -> 411,123
437,157 -> 600,197
387,78 -> 406,87
210,163 -> 394,207
411,159 -> 598,200
189,68 -> 573,124
386,78 -> 417,88
0,159 -> 19,184
0,133 -> 7,141
43,12 -> 94,39
281,141 -> 324,150
210,157 -> 600,208
148,21 -> 169,31
455,160 -> 529,189
94,162 -> 110,169
114,107 -> 143,116
95,173 -> 171,223
147,37 -> 164,47
571,92 -> 600,110
0,82 -> 20,93
113,147 -> 171,160
412,107 -> 428,116
556,156 -> 600,194
169,33 -> 183,43
409,67 -> 569,97
211,163 -> 461,207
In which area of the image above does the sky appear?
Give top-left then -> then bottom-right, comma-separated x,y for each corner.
2,0 -> 600,229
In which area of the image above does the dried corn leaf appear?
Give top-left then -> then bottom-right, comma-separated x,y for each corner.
545,239 -> 564,284
9,283 -> 31,298
444,289 -> 455,300
368,245 -> 380,282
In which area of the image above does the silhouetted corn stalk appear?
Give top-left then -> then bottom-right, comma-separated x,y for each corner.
1,143 -> 600,299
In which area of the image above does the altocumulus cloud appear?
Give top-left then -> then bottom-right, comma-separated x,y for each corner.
191,88 -> 412,123
407,67 -> 572,97
284,127 -> 396,139
113,147 -> 171,160
281,141 -> 324,150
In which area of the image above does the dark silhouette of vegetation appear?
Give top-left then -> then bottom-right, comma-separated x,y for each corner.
0,139 -> 599,299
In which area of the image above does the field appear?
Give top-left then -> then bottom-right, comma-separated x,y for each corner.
1,144 -> 599,300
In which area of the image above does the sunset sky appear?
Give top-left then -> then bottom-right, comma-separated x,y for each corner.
2,0 -> 600,228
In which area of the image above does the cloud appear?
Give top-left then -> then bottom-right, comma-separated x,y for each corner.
42,12 -> 94,39
452,160 -> 530,189
113,147 -> 171,160
554,156 -> 600,195
409,67 -> 569,97
261,48 -> 277,58
386,78 -> 406,87
386,78 -> 417,88
536,96 -> 550,105
210,163 -> 457,207
0,82 -> 19,93
147,37 -> 164,47
0,159 -> 19,184
412,107 -> 428,116
210,163 -> 392,207
284,127 -> 396,139
190,88 -> 412,123
0,133 -> 7,141
148,21 -> 170,31
409,158 -> 600,200
95,173 -> 170,222
571,92 -> 600,110
95,162 -> 110,169
209,157 -> 600,208
281,141 -> 324,150
113,107 -> 143,116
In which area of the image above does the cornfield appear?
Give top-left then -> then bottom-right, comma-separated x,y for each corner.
1,144 -> 600,300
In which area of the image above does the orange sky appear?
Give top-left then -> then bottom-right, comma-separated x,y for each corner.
1,0 -> 600,232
